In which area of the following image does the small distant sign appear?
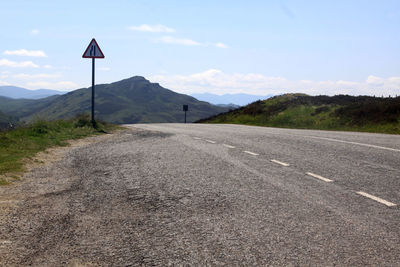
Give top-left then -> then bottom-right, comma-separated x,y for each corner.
183,105 -> 188,111
82,38 -> 105,58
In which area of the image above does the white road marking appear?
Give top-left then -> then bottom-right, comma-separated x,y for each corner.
306,172 -> 333,182
271,159 -> 290,166
244,151 -> 259,156
193,137 -> 202,140
223,144 -> 236,149
205,139 -> 216,144
356,191 -> 397,207
306,136 -> 400,153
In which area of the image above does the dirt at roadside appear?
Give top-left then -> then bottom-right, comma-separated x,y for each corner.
0,130 -> 124,266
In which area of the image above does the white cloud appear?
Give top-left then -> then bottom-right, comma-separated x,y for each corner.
98,67 -> 111,71
12,73 -> 61,79
159,36 -> 228,48
3,49 -> 47,57
366,75 -> 385,86
128,24 -> 227,49
159,36 -> 201,46
26,81 -> 78,90
336,80 -> 360,87
0,59 -> 39,68
30,29 -> 40,35
388,77 -> 400,83
0,71 -> 10,79
215,42 -> 228,49
43,65 -> 53,69
150,69 -> 400,96
129,24 -> 175,33
0,80 -> 10,86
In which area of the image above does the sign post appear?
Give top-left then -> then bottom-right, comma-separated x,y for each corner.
82,38 -> 105,126
183,105 -> 188,123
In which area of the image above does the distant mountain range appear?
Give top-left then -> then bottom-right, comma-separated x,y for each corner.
0,86 -> 273,107
0,76 -> 228,124
190,93 -> 273,106
0,86 -> 64,99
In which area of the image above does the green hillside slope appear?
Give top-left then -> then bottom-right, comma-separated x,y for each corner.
197,94 -> 400,134
0,95 -> 60,119
0,111 -> 18,130
0,77 -> 228,124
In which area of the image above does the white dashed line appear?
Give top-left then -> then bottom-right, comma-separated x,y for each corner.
244,151 -> 259,156
356,191 -> 397,207
223,144 -> 236,149
193,137 -> 202,140
205,140 -> 216,144
271,159 -> 290,166
306,136 -> 400,153
306,172 -> 333,183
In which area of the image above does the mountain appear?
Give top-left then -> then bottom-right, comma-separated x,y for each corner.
197,94 -> 400,134
190,93 -> 273,106
0,86 -> 64,99
0,76 -> 228,124
0,95 -> 61,119
216,103 -> 241,109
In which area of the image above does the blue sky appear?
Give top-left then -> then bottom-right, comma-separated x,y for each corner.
0,0 -> 399,96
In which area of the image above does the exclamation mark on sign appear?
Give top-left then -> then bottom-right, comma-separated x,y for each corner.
90,45 -> 96,56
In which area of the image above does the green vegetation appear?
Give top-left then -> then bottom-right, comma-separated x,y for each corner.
0,76 -> 228,124
0,115 -> 119,185
197,94 -> 400,134
0,110 -> 18,130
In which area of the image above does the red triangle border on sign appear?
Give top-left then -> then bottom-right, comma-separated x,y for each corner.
82,38 -> 105,58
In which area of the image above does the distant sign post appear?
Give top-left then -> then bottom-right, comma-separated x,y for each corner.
183,105 -> 188,123
82,38 -> 105,126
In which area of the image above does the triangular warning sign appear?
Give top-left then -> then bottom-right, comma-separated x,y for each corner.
82,38 -> 105,58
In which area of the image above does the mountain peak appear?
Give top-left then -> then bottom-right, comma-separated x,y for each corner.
110,76 -> 150,86
126,76 -> 149,82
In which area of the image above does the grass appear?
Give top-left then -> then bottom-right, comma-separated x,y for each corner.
198,94 -> 400,135
0,114 -> 120,185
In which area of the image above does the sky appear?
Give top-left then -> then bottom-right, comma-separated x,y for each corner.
0,0 -> 399,96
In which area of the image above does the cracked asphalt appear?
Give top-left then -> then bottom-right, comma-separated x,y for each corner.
1,124 -> 400,266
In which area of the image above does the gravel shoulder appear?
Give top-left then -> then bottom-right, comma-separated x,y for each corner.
0,131 -> 123,266
1,126 -> 399,266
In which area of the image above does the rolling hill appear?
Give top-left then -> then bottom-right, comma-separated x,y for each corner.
0,110 -> 18,129
0,76 -> 228,124
0,86 -> 63,99
197,94 -> 400,134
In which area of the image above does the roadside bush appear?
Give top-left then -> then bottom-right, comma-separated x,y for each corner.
74,114 -> 92,128
30,119 -> 50,136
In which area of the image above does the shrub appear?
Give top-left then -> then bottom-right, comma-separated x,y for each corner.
74,114 -> 92,128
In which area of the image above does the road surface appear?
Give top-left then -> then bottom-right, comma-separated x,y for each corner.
1,123 -> 399,266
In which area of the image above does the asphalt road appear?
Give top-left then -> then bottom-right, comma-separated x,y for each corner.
1,123 -> 400,266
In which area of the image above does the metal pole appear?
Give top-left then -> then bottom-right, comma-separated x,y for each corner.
91,58 -> 95,126
184,111 -> 187,123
